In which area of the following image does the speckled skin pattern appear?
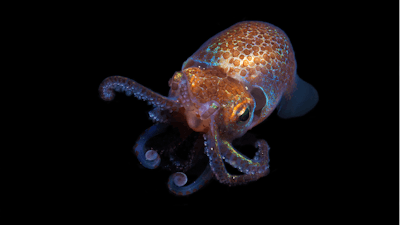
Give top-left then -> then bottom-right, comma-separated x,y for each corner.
99,21 -> 300,196
182,21 -> 296,128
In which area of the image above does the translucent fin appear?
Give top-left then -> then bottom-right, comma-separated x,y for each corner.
277,74 -> 319,119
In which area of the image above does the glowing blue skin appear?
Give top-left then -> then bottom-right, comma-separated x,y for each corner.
277,74 -> 319,118
134,123 -> 213,196
133,122 -> 213,195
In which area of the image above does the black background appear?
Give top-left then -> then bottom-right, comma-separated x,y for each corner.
63,2 -> 398,221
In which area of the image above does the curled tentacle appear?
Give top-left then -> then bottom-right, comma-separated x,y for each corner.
99,76 -> 181,111
220,140 -> 269,175
133,123 -> 168,169
167,165 -> 212,196
204,121 -> 270,185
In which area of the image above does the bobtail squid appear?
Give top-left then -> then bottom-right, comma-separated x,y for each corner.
99,21 -> 319,196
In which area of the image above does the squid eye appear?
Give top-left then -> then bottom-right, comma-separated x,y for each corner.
238,106 -> 250,122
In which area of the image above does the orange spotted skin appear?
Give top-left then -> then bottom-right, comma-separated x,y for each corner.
183,21 -> 296,84
182,67 -> 250,104
182,67 -> 254,130
181,21 -> 297,127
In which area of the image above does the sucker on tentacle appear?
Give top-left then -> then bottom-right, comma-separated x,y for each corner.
148,108 -> 169,123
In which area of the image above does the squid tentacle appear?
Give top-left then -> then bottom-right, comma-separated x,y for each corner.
167,165 -> 212,196
133,123 -> 168,169
204,122 -> 270,185
220,140 -> 270,175
99,76 -> 181,111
